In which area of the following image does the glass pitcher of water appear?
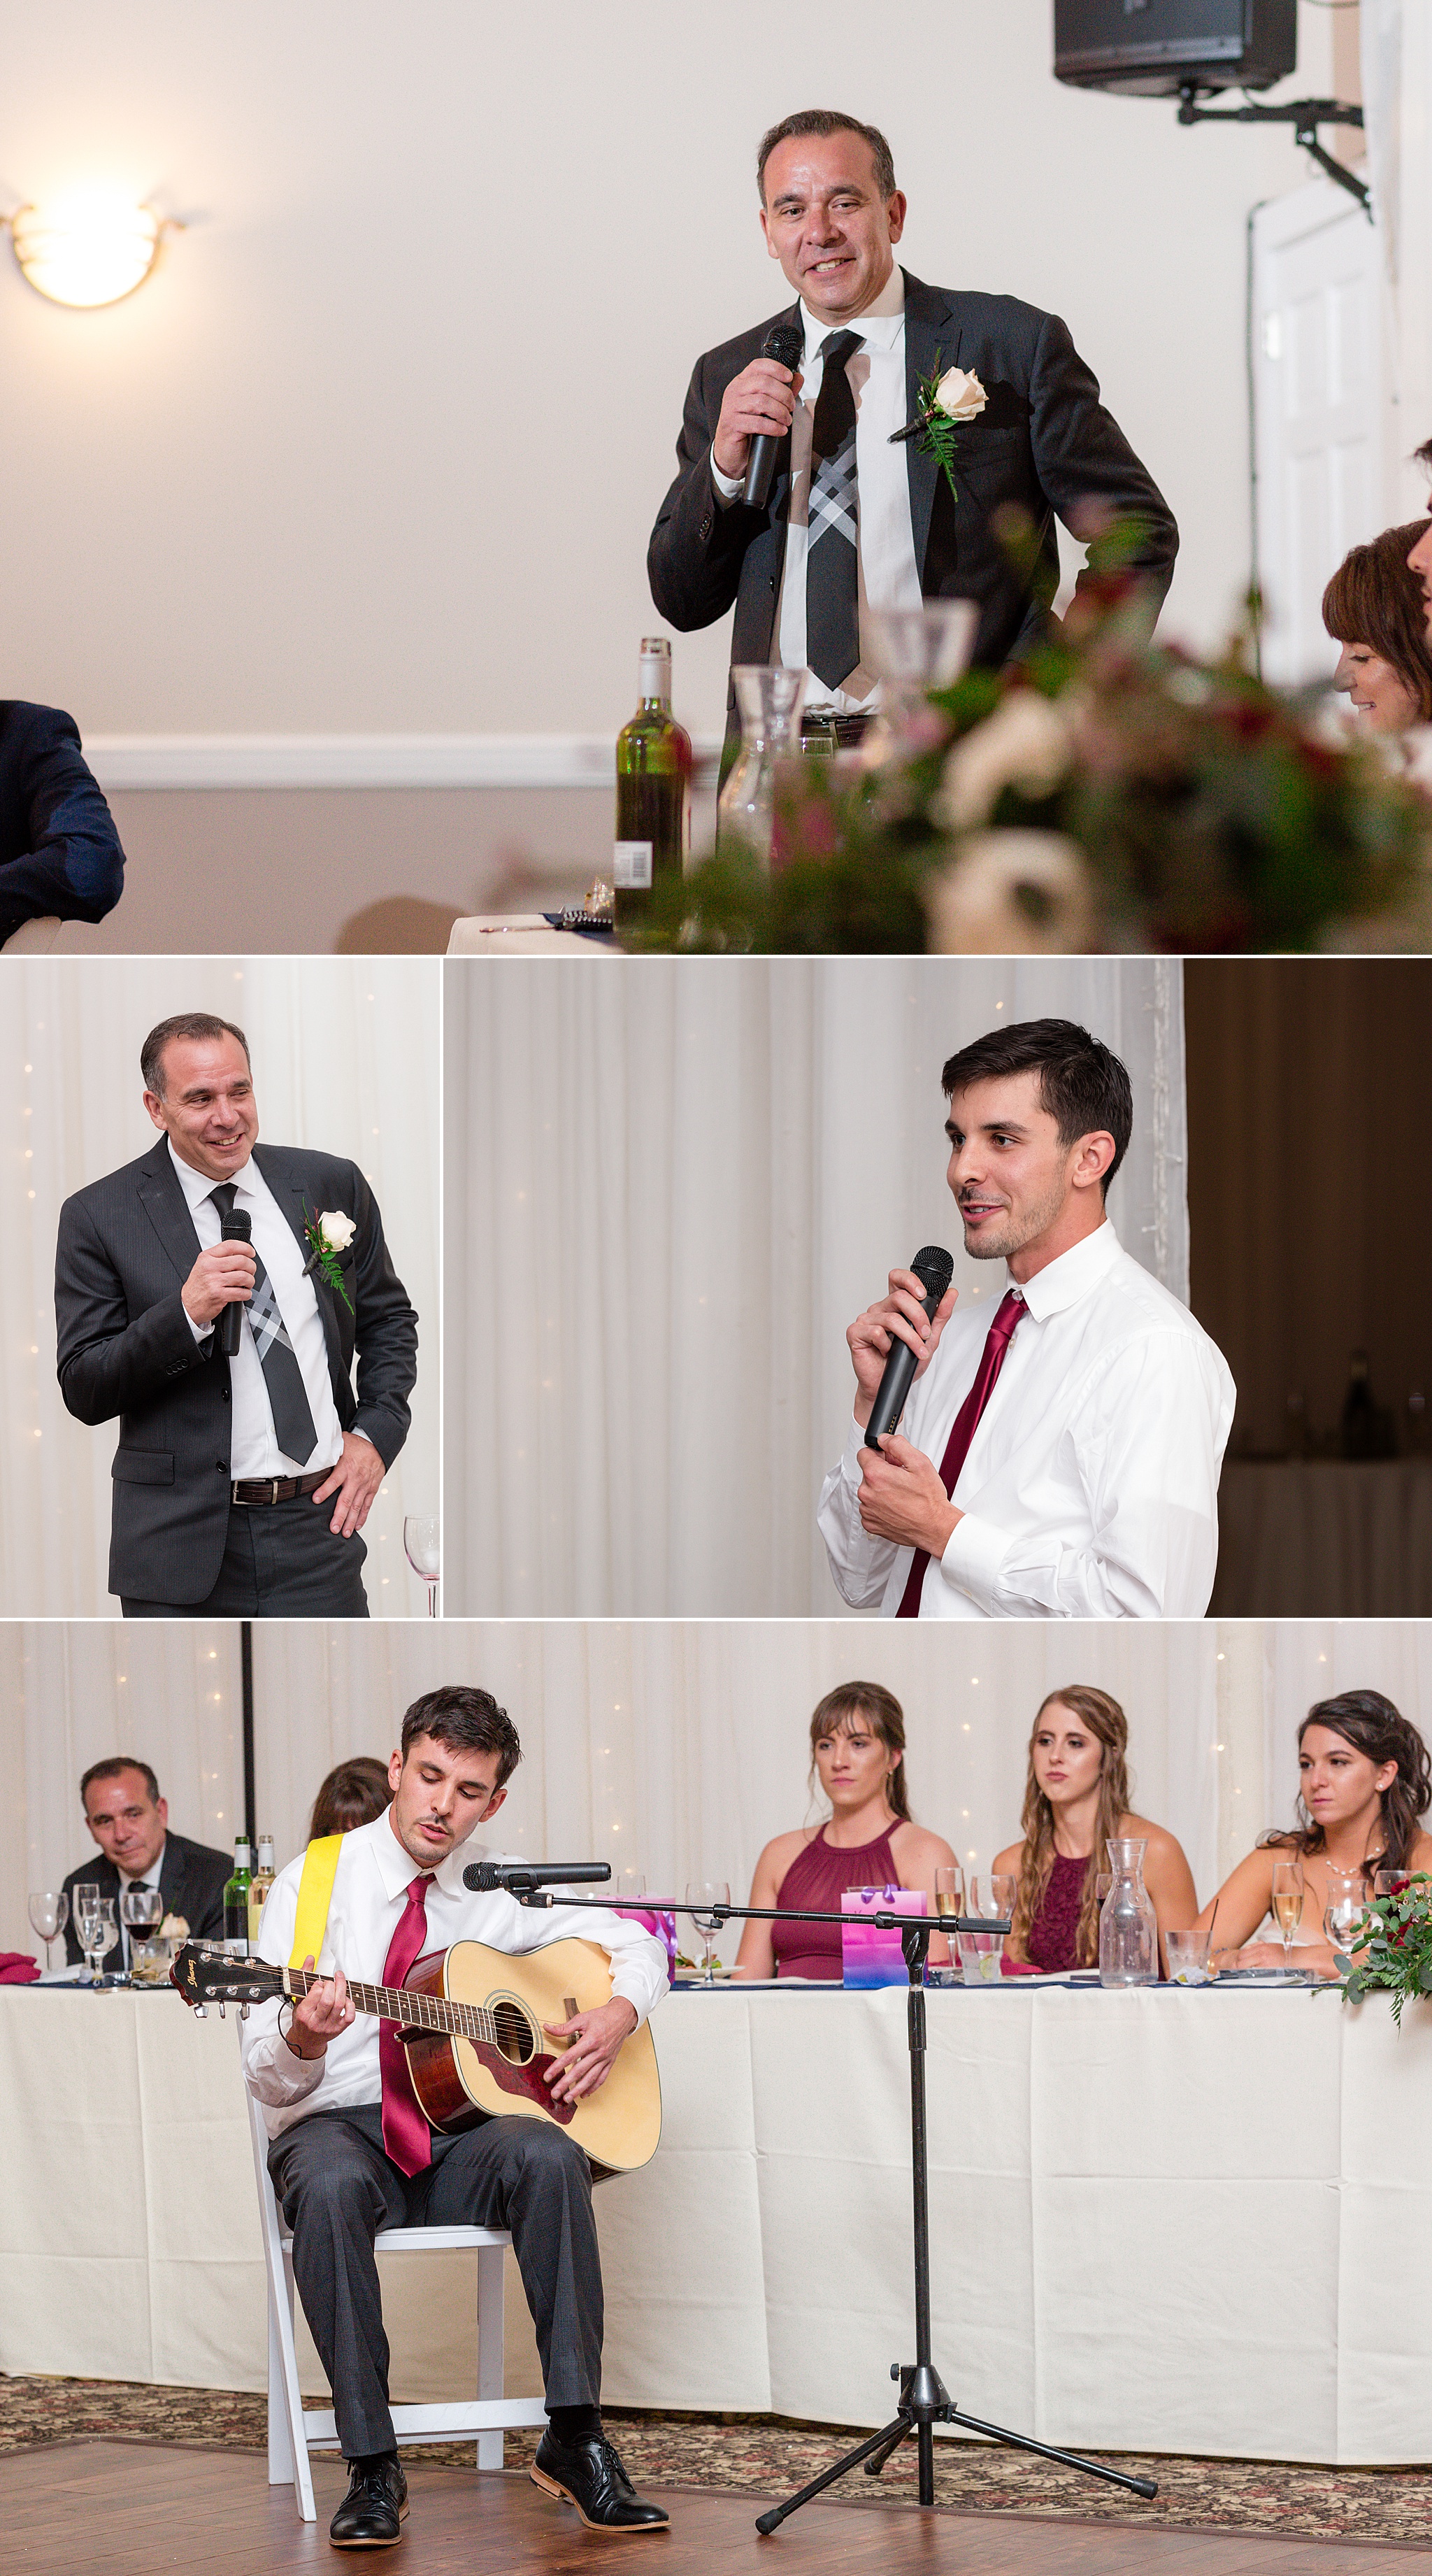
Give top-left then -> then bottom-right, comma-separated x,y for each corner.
716,664 -> 808,868
1098,1837 -> 1159,1986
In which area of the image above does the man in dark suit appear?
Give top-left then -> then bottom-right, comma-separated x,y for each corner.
55,1011 -> 419,1617
0,701 -> 126,945
61,1756 -> 229,1967
648,110 -> 1178,738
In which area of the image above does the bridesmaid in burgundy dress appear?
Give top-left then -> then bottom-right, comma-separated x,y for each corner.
992,1686 -> 1198,1976
733,1681 -> 959,1981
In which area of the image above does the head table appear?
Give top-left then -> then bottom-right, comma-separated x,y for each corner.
1,1977 -> 1425,2465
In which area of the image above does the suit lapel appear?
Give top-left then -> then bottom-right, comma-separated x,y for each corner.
135,1137 -> 205,1284
901,271 -> 960,582
255,1144 -> 344,1379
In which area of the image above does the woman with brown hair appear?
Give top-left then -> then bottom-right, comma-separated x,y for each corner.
733,1682 -> 959,1981
1323,522 -> 1432,733
308,1755 -> 393,1842
1198,1690 -> 1432,1975
992,1686 -> 1197,1974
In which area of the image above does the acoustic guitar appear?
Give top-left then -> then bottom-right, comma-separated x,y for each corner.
171,1935 -> 661,2173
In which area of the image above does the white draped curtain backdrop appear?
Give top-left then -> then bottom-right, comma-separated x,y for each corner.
12,1615 -> 1426,1965
0,956 -> 439,1617
445,956 -> 1188,1617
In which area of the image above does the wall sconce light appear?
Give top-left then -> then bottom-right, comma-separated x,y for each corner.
4,193 -> 178,308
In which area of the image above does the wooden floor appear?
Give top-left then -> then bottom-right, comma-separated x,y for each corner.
5,2442 -> 1431,2574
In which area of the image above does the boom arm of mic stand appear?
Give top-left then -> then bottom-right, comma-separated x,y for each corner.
508,1893 -> 1011,1936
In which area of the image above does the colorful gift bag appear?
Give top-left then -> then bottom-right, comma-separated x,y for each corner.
840,1886 -> 928,1989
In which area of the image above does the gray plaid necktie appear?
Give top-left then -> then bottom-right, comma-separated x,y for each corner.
209,1183 -> 319,1467
806,328 -> 864,690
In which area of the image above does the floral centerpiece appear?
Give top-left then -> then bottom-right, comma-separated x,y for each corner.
624,536 -> 1432,956
1328,1873 -> 1432,2024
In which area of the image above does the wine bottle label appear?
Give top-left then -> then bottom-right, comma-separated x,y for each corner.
614,840 -> 654,889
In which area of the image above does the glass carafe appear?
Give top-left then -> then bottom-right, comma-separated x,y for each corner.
1098,1837 -> 1159,1987
716,664 -> 808,868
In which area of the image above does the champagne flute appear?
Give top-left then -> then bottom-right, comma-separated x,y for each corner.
403,1515 -> 441,1616
685,1881 -> 729,1986
1270,1859 -> 1305,1976
27,1891 -> 68,1972
73,1883 -> 101,1982
933,1864 -> 966,1922
89,1900 -> 119,1987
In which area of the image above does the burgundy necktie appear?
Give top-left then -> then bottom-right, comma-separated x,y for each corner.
894,1289 -> 1026,1618
379,1871 -> 436,2176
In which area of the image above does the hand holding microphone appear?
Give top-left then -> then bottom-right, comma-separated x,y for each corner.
180,1219 -> 257,1338
850,1248 -> 957,1444
713,322 -> 805,499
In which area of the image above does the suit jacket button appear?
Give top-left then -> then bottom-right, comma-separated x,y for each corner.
217,1461 -> 227,1473
222,1387 -> 230,1402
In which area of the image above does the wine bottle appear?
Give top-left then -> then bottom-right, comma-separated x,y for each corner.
1339,1349 -> 1397,1460
614,636 -> 692,938
247,1835 -> 275,1949
223,1838 -> 253,1957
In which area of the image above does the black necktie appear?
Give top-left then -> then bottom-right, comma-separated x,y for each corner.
805,329 -> 864,690
209,1184 -> 320,1467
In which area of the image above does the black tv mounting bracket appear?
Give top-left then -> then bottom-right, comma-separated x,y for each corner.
1176,85 -> 1369,215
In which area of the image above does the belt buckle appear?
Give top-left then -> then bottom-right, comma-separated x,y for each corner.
270,1476 -> 282,1504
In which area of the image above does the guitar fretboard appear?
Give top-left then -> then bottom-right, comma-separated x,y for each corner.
287,1965 -> 504,2048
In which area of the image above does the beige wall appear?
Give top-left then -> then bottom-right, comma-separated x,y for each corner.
2,1 -> 1338,755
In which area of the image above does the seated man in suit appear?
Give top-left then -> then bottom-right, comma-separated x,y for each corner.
61,1756 -> 229,1967
243,1685 -> 670,2545
55,1011 -> 420,1617
649,110 -> 1177,740
0,701 -> 126,946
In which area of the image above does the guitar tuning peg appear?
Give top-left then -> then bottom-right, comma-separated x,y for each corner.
239,2004 -> 250,2022
217,2002 -> 226,2019
194,2005 -> 208,2020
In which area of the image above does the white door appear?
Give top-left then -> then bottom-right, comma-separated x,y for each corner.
1252,174 -> 1386,685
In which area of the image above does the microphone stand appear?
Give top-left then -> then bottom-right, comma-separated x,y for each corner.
513,1886 -> 1159,2531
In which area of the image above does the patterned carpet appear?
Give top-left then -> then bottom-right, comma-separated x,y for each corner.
2,2377 -> 1431,2545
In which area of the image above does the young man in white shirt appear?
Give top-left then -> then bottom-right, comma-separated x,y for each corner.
817,1018 -> 1236,1618
242,1686 -> 670,2545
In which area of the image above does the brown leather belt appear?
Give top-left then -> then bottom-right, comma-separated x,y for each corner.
231,1469 -> 329,1507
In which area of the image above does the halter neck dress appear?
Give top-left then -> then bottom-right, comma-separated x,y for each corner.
771,1821 -> 903,1980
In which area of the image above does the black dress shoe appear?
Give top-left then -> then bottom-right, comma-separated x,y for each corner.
329,2454 -> 408,2548
530,2428 -> 670,2532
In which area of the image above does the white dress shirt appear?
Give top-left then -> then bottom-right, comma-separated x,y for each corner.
171,1141 -> 344,1478
712,264 -> 923,712
241,1811 -> 668,2141
817,1221 -> 1236,1619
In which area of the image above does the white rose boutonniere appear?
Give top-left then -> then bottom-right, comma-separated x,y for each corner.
301,1204 -> 357,1314
889,356 -> 989,504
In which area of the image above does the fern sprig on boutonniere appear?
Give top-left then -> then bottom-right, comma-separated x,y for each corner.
301,1205 -> 356,1315
889,357 -> 988,506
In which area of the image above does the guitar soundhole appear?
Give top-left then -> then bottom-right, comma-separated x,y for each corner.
492,1999 -> 535,2065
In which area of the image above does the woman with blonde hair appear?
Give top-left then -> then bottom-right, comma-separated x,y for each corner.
992,1686 -> 1197,1973
734,1681 -> 959,1981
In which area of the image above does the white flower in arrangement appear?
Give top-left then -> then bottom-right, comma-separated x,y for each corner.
317,1209 -> 357,1252
925,830 -> 1098,956
933,690 -> 1075,833
159,1913 -> 189,1942
933,366 -> 987,424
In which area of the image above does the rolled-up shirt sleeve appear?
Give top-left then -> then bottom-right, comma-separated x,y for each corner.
817,1414 -> 898,1609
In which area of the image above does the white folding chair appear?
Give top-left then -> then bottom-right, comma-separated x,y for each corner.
248,2092 -> 548,2520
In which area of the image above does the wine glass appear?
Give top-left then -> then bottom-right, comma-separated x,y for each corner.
404,1514 -> 441,1616
685,1881 -> 730,1986
88,1899 -> 120,1987
27,1891 -> 69,1972
121,1885 -> 164,1977
1270,1859 -> 1305,1976
1324,1873 -> 1366,1963
72,1883 -> 101,1981
933,1865 -> 966,1922
614,1867 -> 647,1921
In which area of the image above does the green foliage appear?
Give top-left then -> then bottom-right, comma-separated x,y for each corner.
1329,1874 -> 1432,2026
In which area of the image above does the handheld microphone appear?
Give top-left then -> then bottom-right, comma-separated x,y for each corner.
862,1246 -> 955,1450
742,320 -> 804,511
217,1206 -> 252,1359
462,1859 -> 611,1895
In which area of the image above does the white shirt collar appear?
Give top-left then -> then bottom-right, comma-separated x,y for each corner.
800,261 -> 905,360
361,1807 -> 499,1905
119,1837 -> 165,1888
168,1136 -> 257,1209
1008,1217 -> 1123,1324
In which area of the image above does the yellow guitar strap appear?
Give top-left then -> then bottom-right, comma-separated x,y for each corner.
289,1833 -> 345,1968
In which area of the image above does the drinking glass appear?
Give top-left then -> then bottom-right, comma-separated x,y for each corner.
1165,1928 -> 1213,1986
716,667 -> 809,868
685,1881 -> 730,1986
88,1900 -> 120,1986
73,1882 -> 101,1981
1270,1859 -> 1305,1975
933,1865 -> 966,1922
957,1872 -> 1017,1986
863,601 -> 980,764
120,1884 -> 164,1976
403,1515 -> 441,1616
1094,1872 -> 1113,1909
1324,1882 -> 1366,1961
27,1891 -> 69,1971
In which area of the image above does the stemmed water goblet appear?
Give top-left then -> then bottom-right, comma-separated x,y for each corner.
27,1891 -> 69,1972
685,1881 -> 730,1986
404,1515 -> 441,1616
1323,1867 -> 1366,1965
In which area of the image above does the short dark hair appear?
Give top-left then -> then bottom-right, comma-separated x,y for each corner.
757,111 -> 896,204
1412,435 -> 1432,478
141,1013 -> 251,1098
399,1686 -> 522,1788
941,1018 -> 1133,1196
80,1756 -> 161,1809
309,1756 -> 394,1841
1322,521 -> 1432,722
